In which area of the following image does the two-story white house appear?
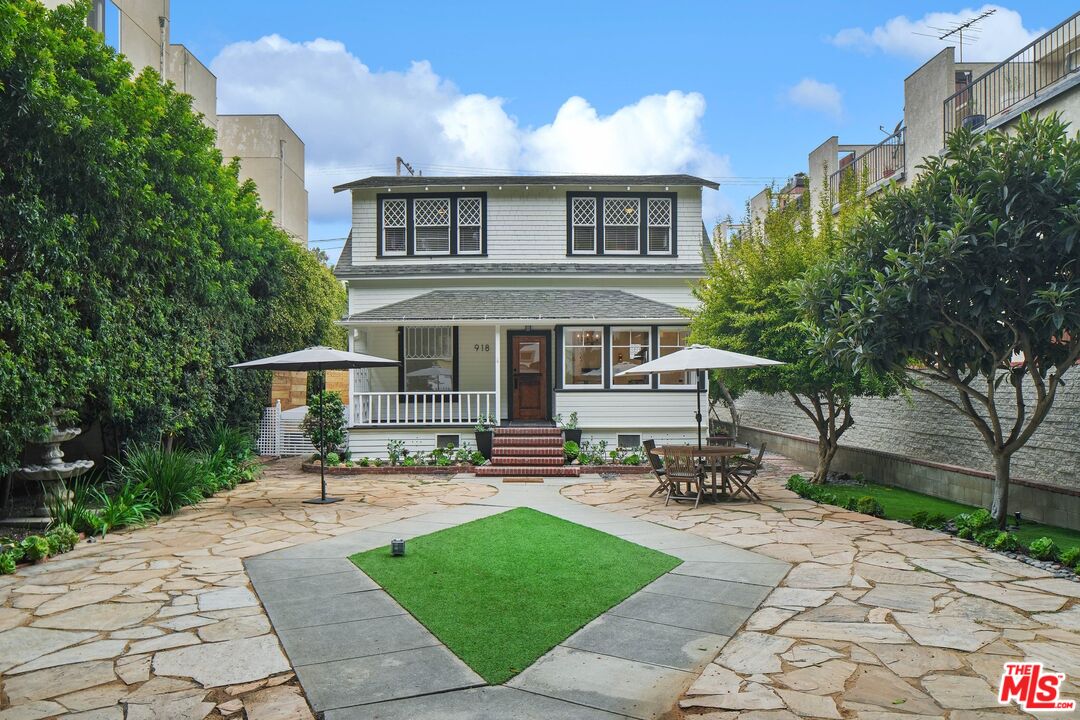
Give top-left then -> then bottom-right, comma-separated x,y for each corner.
333,174 -> 717,472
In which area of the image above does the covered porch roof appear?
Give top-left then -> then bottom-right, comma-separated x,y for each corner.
340,289 -> 687,325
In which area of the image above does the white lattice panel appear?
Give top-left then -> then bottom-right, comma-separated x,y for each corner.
648,198 -> 671,226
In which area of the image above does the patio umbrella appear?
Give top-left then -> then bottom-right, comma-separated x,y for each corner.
616,345 -> 783,449
231,346 -> 399,504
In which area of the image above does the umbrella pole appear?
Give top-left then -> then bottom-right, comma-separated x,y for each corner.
304,369 -> 343,504
696,369 -> 703,450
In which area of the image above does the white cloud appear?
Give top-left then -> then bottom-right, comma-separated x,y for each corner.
784,78 -> 844,120
210,35 -> 733,233
830,5 -> 1044,62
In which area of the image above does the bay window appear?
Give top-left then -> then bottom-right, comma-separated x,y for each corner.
563,327 -> 603,387
610,327 -> 651,386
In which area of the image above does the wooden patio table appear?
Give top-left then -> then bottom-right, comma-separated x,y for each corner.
650,445 -> 749,502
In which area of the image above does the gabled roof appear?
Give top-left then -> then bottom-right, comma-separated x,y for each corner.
342,289 -> 686,323
333,174 -> 719,193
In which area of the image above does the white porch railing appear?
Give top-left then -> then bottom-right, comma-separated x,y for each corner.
353,391 -> 496,426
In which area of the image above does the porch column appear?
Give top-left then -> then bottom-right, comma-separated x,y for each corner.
493,324 -> 501,424
347,329 -> 356,426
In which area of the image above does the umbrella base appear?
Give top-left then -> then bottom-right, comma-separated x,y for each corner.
303,497 -> 343,504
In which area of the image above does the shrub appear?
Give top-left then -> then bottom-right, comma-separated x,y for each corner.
855,497 -> 885,518
92,480 -> 157,533
46,523 -> 79,554
1028,537 -> 1058,561
20,535 -> 50,563
359,457 -> 370,467
387,440 -> 406,466
844,497 -> 858,511
324,452 -> 341,466
954,509 -> 995,540
985,531 -> 1020,552
116,445 -> 205,515
45,475 -> 97,534
1059,546 -> 1080,568
200,423 -> 254,460
300,390 -> 346,459
563,441 -> 580,463
623,453 -> 642,465
0,551 -> 14,575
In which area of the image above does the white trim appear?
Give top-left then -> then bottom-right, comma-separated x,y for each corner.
609,326 -> 652,389
646,197 -> 673,255
562,326 -> 605,389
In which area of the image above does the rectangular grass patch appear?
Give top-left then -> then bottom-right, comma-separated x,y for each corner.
350,507 -> 680,684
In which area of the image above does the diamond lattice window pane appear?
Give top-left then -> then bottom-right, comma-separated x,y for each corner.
383,199 -> 407,227
572,197 -> 596,225
605,197 -> 640,225
648,198 -> 671,227
415,198 -> 450,227
458,197 -> 482,226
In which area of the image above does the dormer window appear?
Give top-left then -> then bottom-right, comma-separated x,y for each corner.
566,192 -> 676,256
378,193 -> 486,256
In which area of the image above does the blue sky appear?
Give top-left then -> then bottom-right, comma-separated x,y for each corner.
169,1 -> 1071,258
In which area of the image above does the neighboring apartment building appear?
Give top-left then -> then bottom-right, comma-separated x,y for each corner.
333,175 -> 717,475
750,9 -> 1080,224
42,0 -> 309,245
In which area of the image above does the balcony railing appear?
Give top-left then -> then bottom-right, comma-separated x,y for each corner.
828,128 -> 906,200
352,391 -> 496,426
944,11 -> 1080,140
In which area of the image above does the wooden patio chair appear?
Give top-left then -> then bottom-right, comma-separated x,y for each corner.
660,445 -> 705,509
707,435 -> 735,447
643,440 -> 669,497
727,443 -> 766,501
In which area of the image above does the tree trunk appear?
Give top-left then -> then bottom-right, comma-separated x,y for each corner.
813,432 -> 839,484
990,452 -> 1011,530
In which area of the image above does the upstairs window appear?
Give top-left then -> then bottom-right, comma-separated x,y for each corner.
571,197 -> 597,253
648,198 -> 672,253
381,199 -> 407,255
414,198 -> 451,254
604,197 -> 640,253
457,197 -> 482,254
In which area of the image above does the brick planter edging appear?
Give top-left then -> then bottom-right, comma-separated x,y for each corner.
301,462 -> 470,476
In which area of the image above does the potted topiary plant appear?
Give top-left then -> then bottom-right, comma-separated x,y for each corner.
474,414 -> 496,460
556,411 -> 581,445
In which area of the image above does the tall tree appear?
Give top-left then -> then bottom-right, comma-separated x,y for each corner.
692,179 -> 896,482
800,115 -> 1080,527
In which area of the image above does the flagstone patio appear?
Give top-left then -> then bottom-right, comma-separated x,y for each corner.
2,453 -> 1079,719
562,454 -> 1080,718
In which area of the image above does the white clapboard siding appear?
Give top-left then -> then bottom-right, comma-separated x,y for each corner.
350,187 -> 705,265
553,391 -> 698,429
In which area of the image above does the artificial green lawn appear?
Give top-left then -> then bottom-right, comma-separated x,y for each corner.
822,482 -> 1080,549
350,507 -> 681,684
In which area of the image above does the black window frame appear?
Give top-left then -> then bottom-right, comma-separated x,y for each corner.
565,191 -> 678,257
554,323 -> 696,392
377,193 -> 488,258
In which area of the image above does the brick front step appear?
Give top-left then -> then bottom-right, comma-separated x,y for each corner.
493,427 -> 561,436
490,456 -> 564,466
475,465 -> 580,477
491,446 -> 564,457
493,436 -> 563,447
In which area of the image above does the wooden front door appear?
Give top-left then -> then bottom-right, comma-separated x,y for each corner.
511,334 -> 548,421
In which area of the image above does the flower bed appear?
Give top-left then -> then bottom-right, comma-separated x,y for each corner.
582,464 -> 652,474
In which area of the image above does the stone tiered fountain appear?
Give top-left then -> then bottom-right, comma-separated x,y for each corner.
11,411 -> 94,522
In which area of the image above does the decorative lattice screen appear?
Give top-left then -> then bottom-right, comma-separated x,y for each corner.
457,197 -> 482,253
604,197 -> 640,252
572,197 -> 597,252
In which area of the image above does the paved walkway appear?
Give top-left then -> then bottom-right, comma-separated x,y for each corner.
563,454 -> 1080,718
247,477 -> 791,719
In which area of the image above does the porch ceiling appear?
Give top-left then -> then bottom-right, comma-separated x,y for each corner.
342,289 -> 686,324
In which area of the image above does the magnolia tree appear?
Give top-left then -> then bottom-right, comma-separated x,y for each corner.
693,179 -> 896,482
800,115 -> 1080,527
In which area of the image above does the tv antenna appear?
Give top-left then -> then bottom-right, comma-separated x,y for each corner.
912,8 -> 996,62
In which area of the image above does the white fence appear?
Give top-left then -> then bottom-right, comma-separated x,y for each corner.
257,401 -> 341,457
352,391 -> 496,426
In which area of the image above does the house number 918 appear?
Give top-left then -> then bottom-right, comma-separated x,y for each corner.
474,343 -> 491,352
